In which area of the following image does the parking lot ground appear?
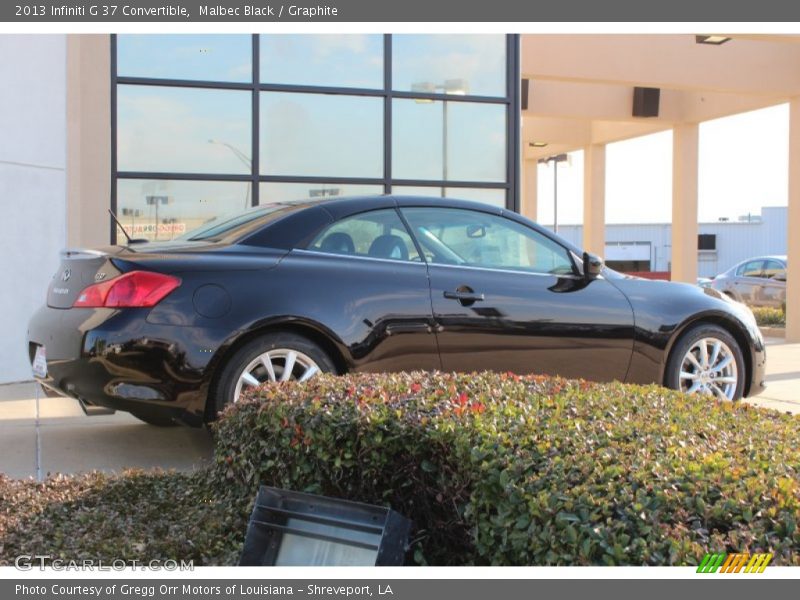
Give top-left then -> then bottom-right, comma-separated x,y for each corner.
744,337 -> 800,415
0,383 -> 213,480
0,338 -> 797,479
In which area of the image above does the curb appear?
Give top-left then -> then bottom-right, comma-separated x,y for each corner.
760,326 -> 786,338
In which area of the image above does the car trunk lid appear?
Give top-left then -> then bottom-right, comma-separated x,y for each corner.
47,249 -> 122,309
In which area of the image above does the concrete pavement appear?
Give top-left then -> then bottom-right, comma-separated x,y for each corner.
0,383 -> 213,480
744,337 -> 800,415
0,337 -> 797,479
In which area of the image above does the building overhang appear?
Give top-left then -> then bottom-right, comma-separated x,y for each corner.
521,34 -> 800,157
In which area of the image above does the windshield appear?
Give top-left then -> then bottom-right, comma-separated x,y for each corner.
178,202 -> 307,242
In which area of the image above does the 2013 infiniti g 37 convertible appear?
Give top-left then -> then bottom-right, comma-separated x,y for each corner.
28,196 -> 766,426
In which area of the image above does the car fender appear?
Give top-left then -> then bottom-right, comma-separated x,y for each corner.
201,315 -> 352,388
660,308 -> 759,388
610,279 -> 762,392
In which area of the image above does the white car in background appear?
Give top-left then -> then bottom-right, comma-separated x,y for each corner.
710,255 -> 787,308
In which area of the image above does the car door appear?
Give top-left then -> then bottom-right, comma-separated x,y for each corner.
294,207 -> 441,373
759,259 -> 786,308
400,206 -> 635,382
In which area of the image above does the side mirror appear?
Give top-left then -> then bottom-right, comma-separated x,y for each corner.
583,252 -> 604,280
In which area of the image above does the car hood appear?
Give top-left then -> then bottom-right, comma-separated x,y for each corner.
608,276 -> 760,341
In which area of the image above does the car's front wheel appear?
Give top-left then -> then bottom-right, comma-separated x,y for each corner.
665,323 -> 745,401
210,331 -> 335,419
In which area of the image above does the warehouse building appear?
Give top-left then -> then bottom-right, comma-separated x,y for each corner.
556,206 -> 787,278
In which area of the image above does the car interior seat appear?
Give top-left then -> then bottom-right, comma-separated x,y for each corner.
319,232 -> 355,255
368,234 -> 409,260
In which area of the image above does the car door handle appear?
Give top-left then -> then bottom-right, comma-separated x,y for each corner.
385,323 -> 433,335
444,290 -> 485,302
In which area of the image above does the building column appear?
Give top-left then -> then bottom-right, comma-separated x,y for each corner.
671,123 -> 699,283
520,158 -> 538,221
786,99 -> 800,342
582,144 -> 606,256
67,34 -> 111,248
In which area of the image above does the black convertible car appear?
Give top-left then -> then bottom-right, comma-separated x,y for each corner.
28,196 -> 766,426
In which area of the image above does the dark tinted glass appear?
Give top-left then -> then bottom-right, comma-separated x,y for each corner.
309,209 -> 420,262
183,204 -> 302,241
698,234 -> 716,251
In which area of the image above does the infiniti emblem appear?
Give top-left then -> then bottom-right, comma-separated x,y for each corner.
61,268 -> 71,282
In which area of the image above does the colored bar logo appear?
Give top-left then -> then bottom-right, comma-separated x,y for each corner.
697,552 -> 772,573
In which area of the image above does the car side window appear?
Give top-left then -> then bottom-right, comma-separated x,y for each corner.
401,207 -> 575,275
307,209 -> 420,262
740,260 -> 765,278
763,260 -> 786,279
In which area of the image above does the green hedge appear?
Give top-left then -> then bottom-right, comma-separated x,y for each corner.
214,372 -> 800,566
751,306 -> 785,327
0,470 -> 246,566
2,372 -> 799,566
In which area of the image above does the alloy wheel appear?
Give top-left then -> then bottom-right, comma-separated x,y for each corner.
233,348 -> 320,402
678,337 -> 739,401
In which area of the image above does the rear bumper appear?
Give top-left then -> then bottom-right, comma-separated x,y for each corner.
27,304 -> 230,426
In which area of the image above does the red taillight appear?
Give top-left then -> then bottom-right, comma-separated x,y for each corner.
73,271 -> 181,308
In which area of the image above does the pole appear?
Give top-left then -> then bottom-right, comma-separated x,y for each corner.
442,99 -> 448,198
538,154 -> 568,233
553,161 -> 558,233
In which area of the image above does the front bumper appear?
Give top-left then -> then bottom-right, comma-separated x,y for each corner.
27,304 -> 230,425
748,340 -> 767,398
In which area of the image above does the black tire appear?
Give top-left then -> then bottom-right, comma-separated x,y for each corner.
665,323 -> 745,401
209,331 -> 336,420
130,411 -> 178,427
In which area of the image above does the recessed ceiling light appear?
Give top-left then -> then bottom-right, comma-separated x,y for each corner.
695,35 -> 731,45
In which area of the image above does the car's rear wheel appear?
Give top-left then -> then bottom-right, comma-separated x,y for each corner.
665,323 -> 745,401
210,331 -> 335,419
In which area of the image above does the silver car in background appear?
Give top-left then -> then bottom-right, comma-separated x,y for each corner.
710,255 -> 786,308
